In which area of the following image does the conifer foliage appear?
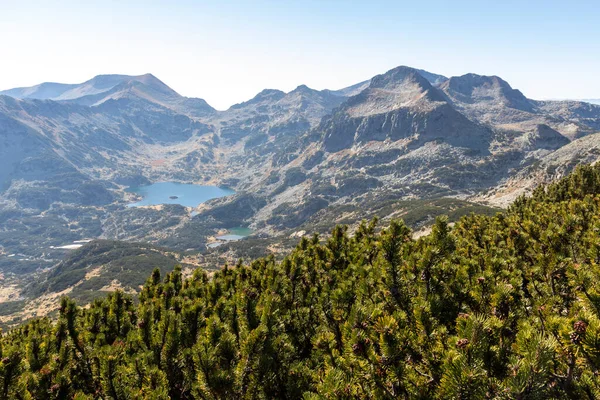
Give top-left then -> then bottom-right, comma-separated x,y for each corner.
3,164 -> 600,399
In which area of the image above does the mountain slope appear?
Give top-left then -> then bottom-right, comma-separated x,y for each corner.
207,85 -> 350,189
534,99 -> 600,131
216,84 -> 346,144
479,131 -> 600,206
226,67 -> 502,234
229,66 -> 600,234
2,74 -> 172,101
0,81 -> 78,100
331,79 -> 371,97
27,240 -> 198,303
0,91 -> 218,273
581,99 -> 600,105
414,68 -> 448,85
320,66 -> 490,152
440,74 -> 600,139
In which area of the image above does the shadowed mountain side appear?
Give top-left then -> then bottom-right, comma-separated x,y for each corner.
441,74 -> 600,139
319,66 -> 491,153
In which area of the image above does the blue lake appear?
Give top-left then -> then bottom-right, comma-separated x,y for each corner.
128,182 -> 235,208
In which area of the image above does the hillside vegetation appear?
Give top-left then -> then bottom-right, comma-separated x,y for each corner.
1,165 -> 600,399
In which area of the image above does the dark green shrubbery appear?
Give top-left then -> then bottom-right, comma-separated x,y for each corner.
2,165 -> 600,398
26,241 -> 190,304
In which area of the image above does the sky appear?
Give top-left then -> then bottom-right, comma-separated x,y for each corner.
0,0 -> 599,110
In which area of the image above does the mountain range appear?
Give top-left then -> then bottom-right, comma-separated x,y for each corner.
0,65 -> 599,323
581,99 -> 600,105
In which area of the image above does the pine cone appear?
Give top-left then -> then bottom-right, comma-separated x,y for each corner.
574,320 -> 588,334
457,338 -> 470,349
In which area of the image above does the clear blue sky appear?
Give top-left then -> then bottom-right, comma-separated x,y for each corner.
0,0 -> 598,109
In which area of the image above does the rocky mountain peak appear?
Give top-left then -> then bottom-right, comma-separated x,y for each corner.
292,84 -> 311,93
369,65 -> 434,90
126,73 -> 179,97
0,73 -> 181,104
441,73 -> 533,111
286,85 -> 324,100
229,89 -> 286,110
519,124 -> 570,151
341,66 -> 447,118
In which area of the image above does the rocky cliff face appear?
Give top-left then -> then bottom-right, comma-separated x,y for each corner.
215,84 -> 346,146
440,74 -> 600,139
320,67 -> 491,153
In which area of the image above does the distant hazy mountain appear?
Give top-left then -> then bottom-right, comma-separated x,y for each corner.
439,74 -> 600,139
216,84 -> 347,150
1,74 -> 152,100
581,99 -> 600,105
0,81 -> 78,100
0,74 -> 215,117
330,80 -> 371,97
441,73 -> 534,112
414,68 -> 448,86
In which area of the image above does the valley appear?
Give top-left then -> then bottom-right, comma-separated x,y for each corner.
0,66 -> 599,325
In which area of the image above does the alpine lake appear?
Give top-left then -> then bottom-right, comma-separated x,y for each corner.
127,182 -> 252,245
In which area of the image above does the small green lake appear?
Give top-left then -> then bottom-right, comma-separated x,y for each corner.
216,227 -> 253,241
207,227 -> 254,248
